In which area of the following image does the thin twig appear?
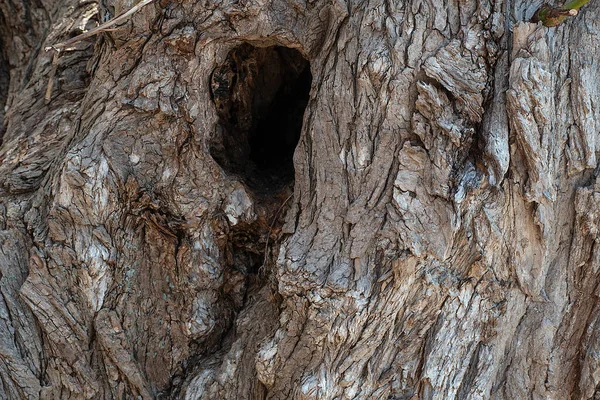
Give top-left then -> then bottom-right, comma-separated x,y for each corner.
43,0 -> 156,100
45,0 -> 156,51
531,0 -> 592,27
261,193 -> 294,273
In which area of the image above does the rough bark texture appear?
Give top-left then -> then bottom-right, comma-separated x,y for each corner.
1,0 -> 600,398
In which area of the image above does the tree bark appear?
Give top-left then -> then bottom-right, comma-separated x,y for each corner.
1,0 -> 600,398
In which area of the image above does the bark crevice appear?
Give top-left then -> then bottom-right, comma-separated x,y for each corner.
0,32 -> 9,145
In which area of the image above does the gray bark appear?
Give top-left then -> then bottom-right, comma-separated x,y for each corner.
1,0 -> 600,399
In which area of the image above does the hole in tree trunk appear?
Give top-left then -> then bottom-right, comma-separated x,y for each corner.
209,43 -> 311,193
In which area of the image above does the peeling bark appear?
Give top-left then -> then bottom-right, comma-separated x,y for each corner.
2,0 -> 600,399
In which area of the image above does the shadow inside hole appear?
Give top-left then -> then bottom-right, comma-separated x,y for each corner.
209,43 -> 311,193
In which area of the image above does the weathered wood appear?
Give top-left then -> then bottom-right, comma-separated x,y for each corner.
1,0 -> 600,398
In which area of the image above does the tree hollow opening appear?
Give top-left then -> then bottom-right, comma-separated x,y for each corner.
209,44 -> 311,193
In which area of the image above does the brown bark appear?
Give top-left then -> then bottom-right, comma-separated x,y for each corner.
1,0 -> 600,399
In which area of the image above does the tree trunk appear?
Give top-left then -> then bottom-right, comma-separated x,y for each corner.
1,0 -> 600,398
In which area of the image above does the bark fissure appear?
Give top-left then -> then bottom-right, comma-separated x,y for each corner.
0,33 -> 9,146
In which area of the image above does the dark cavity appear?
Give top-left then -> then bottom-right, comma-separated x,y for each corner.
209,43 -> 311,193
